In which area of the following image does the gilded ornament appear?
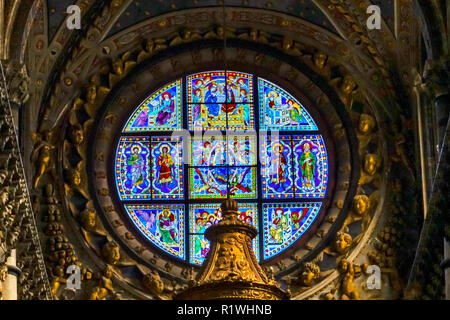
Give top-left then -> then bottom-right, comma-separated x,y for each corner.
356,113 -> 376,153
142,270 -> 164,295
298,262 -> 321,286
69,124 -> 84,146
389,123 -> 415,179
31,130 -> 56,188
89,266 -> 114,300
342,195 -> 372,234
102,241 -> 121,265
50,266 -> 67,298
338,260 -> 369,300
338,259 -> 359,299
331,74 -> 360,111
175,200 -> 288,300
79,208 -> 97,232
333,231 -> 353,255
363,153 -> 380,176
0,264 -> 8,299
169,28 -> 201,46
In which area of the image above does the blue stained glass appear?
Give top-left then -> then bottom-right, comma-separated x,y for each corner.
115,71 -> 330,264
151,137 -> 184,199
189,167 -> 228,199
189,203 -> 259,265
187,71 -> 226,103
191,135 -> 257,166
188,103 -> 254,131
126,204 -> 185,259
293,135 -> 329,198
191,138 -> 227,166
228,167 -> 257,199
187,71 -> 255,131
226,71 -> 253,103
227,135 -> 257,166
261,136 -> 295,199
124,79 -> 182,132
258,78 -> 318,131
115,137 -> 151,200
263,202 -> 322,259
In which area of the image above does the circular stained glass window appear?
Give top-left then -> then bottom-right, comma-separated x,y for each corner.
114,71 -> 329,265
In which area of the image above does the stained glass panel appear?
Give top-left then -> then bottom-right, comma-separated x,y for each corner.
125,204 -> 185,259
258,78 -> 318,131
189,167 -> 257,199
226,71 -> 253,103
151,137 -> 184,199
191,135 -> 256,166
187,71 -> 227,103
189,167 -> 228,199
261,136 -> 294,199
124,79 -> 182,132
293,135 -> 328,198
189,203 -> 259,265
191,137 -> 227,166
188,103 -> 254,131
228,167 -> 257,199
115,137 -> 151,200
263,202 -> 322,259
187,71 -> 254,131
116,72 -> 330,264
227,135 -> 257,166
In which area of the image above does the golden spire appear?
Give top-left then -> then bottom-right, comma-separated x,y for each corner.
175,199 -> 289,300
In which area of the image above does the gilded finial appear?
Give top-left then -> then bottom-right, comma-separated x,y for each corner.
220,199 -> 238,219
175,200 -> 289,300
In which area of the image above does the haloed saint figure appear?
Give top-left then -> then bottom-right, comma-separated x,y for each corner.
299,142 -> 317,189
157,145 -> 174,193
158,209 -> 178,245
127,145 -> 147,193
270,143 -> 287,186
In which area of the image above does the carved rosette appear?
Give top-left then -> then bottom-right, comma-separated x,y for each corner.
175,200 -> 289,300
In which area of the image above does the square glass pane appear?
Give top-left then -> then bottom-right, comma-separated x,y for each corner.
191,137 -> 227,167
187,71 -> 226,103
226,71 -> 253,103
228,167 -> 257,199
189,167 -> 228,199
188,103 -> 254,131
191,135 -> 256,166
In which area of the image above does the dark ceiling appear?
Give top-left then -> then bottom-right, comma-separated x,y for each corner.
47,0 -> 396,42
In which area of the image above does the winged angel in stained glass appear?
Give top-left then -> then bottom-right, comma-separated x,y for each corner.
137,210 -> 156,233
